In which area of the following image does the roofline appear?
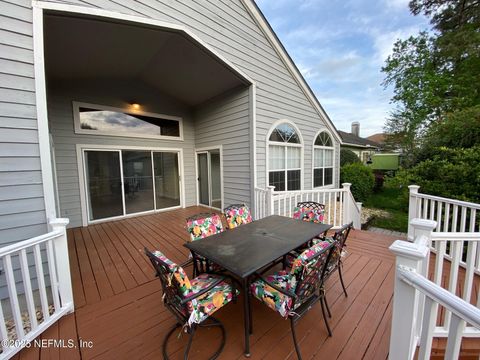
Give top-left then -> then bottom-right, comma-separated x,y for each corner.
341,142 -> 379,149
240,0 -> 342,144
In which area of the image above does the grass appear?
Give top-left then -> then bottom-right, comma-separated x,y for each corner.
363,186 -> 409,233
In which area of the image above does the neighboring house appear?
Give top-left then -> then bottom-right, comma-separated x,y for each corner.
338,122 -> 381,163
366,132 -> 386,146
0,0 -> 343,241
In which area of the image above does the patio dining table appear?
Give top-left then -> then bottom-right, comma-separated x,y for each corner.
184,215 -> 332,357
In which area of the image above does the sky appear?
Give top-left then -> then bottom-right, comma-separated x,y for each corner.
256,0 -> 430,137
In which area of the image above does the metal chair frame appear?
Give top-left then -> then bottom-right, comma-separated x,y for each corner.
145,248 -> 235,360
251,242 -> 336,360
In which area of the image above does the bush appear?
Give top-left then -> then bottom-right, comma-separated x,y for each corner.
391,146 -> 480,203
340,163 -> 375,202
340,149 -> 361,167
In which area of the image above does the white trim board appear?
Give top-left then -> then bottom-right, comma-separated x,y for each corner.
240,0 -> 342,144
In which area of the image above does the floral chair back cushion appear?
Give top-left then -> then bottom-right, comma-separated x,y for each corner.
292,202 -> 325,224
223,204 -> 253,229
185,213 -> 224,241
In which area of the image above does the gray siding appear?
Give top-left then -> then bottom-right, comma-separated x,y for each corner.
0,1 -> 47,245
0,0 -> 341,242
48,79 -> 197,228
194,87 -> 251,207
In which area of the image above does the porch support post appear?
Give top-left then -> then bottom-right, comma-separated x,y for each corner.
408,185 -> 421,240
50,218 -> 74,312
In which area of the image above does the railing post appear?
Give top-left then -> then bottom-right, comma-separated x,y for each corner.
355,202 -> 363,229
389,237 -> 430,360
266,186 -> 275,216
408,185 -> 421,240
342,183 -> 352,225
49,218 -> 74,312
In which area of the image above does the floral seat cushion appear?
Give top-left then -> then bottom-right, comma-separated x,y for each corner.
224,204 -> 253,229
151,251 -> 236,326
187,273 -> 237,324
292,206 -> 325,224
186,213 -> 224,241
285,240 -> 333,269
250,270 -> 295,318
251,241 -> 331,318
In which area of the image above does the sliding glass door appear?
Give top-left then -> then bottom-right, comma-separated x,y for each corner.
85,150 -> 124,221
84,149 -> 181,222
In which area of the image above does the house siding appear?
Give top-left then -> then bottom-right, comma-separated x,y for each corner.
47,80 -> 196,228
0,0 -> 341,242
0,0 -> 47,245
194,87 -> 251,207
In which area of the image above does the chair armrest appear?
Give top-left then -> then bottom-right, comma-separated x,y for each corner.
253,272 -> 297,299
180,276 -> 227,305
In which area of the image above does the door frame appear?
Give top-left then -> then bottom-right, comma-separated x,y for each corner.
76,144 -> 185,226
194,145 -> 224,210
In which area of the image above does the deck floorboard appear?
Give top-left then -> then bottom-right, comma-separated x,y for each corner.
14,207 -> 478,359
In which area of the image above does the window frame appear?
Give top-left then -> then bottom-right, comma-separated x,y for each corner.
266,120 -> 304,192
73,101 -> 184,141
312,129 -> 335,189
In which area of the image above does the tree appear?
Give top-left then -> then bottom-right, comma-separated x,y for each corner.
382,0 -> 480,158
340,149 -> 361,166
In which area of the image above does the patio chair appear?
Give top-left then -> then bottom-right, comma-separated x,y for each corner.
185,213 -> 224,276
223,203 -> 253,229
145,248 -> 238,360
322,222 -> 353,298
250,241 -> 336,360
290,201 -> 328,255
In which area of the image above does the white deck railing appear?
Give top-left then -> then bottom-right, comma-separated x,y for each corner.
0,219 -> 73,360
390,219 -> 480,359
254,183 -> 362,228
408,185 -> 480,238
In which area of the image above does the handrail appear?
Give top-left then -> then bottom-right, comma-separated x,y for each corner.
0,230 -> 63,257
431,232 -> 480,242
412,192 -> 480,210
398,266 -> 480,328
272,188 -> 347,196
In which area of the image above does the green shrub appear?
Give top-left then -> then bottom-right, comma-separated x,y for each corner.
391,146 -> 480,203
340,163 -> 375,202
340,149 -> 361,167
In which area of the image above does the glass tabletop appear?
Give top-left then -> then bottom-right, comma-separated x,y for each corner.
184,215 -> 332,278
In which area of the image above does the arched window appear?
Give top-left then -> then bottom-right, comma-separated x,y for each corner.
268,122 -> 302,191
313,131 -> 334,187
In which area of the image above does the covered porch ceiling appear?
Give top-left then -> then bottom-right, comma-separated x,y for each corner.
43,12 -> 250,107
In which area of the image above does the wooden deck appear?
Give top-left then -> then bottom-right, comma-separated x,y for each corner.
12,206 -> 404,359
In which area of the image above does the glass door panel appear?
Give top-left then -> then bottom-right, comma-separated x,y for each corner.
122,151 -> 154,214
85,150 -> 123,221
153,152 -> 180,209
210,150 -> 221,209
197,153 -> 209,206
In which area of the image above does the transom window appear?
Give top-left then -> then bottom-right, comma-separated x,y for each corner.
313,131 -> 334,187
73,102 -> 182,140
268,122 -> 302,191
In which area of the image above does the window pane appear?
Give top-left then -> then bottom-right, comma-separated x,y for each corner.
153,152 -> 180,209
85,151 -> 123,220
287,170 -> 301,190
315,131 -> 332,146
286,146 -> 301,169
269,145 -> 285,170
79,107 -> 180,137
269,123 -> 300,144
314,148 -> 324,168
325,168 -> 333,185
314,168 -> 324,187
325,149 -> 334,167
269,171 -> 285,191
122,151 -> 154,214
